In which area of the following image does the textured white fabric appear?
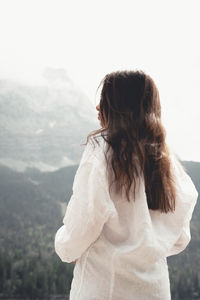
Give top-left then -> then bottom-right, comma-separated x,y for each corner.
54,136 -> 198,300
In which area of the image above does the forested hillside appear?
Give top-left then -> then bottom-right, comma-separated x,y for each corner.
0,160 -> 199,299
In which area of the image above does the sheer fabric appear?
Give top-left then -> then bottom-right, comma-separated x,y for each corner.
54,136 -> 198,300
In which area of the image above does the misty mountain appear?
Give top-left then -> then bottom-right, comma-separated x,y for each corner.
0,68 -> 99,173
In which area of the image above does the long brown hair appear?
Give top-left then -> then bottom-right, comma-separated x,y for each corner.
84,69 -> 178,213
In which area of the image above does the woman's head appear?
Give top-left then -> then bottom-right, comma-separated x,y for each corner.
96,70 -> 161,139
85,69 -> 177,213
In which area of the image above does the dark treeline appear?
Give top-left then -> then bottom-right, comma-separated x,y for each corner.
0,249 -> 72,298
0,161 -> 199,299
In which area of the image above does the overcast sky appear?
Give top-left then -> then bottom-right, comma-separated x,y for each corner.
0,0 -> 199,162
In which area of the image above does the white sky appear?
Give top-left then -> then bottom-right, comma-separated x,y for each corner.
0,0 -> 199,162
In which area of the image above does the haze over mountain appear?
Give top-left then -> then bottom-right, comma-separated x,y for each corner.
0,68 -> 99,172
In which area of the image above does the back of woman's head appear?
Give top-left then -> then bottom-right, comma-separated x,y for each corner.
86,69 -> 177,213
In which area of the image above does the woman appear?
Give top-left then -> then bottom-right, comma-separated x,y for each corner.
54,69 -> 198,300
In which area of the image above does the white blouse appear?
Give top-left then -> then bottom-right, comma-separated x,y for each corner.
54,135 -> 198,300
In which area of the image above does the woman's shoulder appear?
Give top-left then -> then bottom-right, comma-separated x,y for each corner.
168,145 -> 188,177
168,145 -> 198,200
80,134 -> 108,166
